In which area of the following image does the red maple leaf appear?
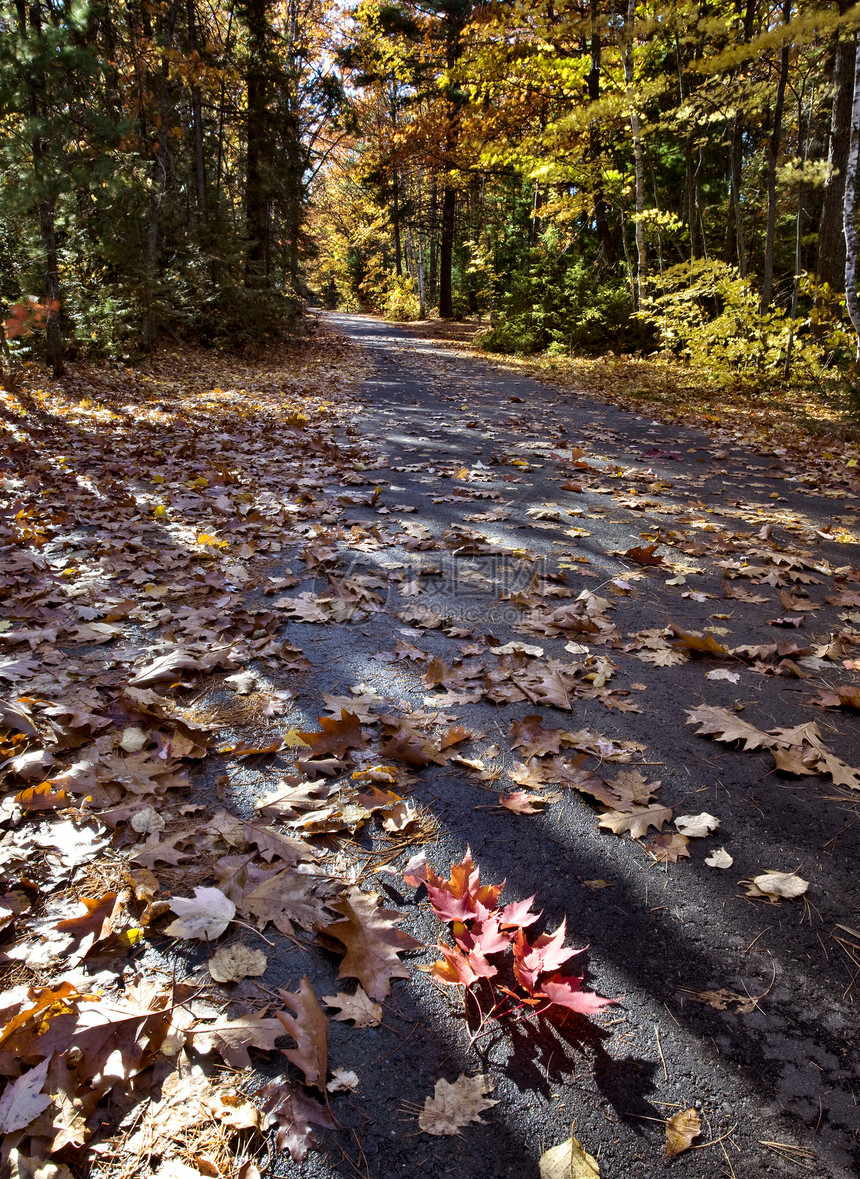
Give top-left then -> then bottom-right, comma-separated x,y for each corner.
537,973 -> 617,1015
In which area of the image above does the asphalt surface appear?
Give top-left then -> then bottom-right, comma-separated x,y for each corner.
223,313 -> 860,1179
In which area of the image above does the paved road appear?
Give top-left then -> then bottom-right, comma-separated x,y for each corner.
295,313 -> 860,1179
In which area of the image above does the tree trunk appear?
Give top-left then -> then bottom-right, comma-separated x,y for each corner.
428,177 -> 438,306
439,183 -> 456,318
142,0 -> 176,350
843,34 -> 860,353
728,116 -> 747,277
243,0 -> 272,287
590,0 -> 613,268
819,22 -> 856,290
393,172 -> 403,277
20,0 -> 64,376
761,0 -> 791,310
186,0 -> 207,224
624,0 -> 646,306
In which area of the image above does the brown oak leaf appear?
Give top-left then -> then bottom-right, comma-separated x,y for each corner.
53,893 -> 122,959
321,887 -> 422,1000
259,1080 -> 335,1162
276,976 -> 328,1091
647,833 -> 690,863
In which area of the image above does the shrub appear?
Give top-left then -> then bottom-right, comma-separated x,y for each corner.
481,244 -> 636,355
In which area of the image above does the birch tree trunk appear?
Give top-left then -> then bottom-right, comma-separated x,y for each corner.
844,34 -> 860,354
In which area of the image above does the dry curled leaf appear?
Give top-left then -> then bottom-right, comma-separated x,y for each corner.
648,832 -> 690,863
674,812 -> 720,838
665,1107 -> 701,1157
744,871 -> 809,902
683,987 -> 756,1014
499,790 -> 548,814
705,847 -> 733,869
418,1073 -> 497,1136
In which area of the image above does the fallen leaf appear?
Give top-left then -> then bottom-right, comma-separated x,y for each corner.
0,1058 -> 52,1133
190,1013 -> 285,1068
598,804 -> 673,839
539,1125 -> 601,1178
705,847 -> 733,868
298,710 -> 367,759
7,1153 -> 73,1179
276,976 -> 328,1090
164,887 -> 235,940
745,871 -> 809,901
53,893 -> 121,958
499,791 -> 548,814
624,543 -> 664,566
665,1107 -> 701,1157
705,668 -> 739,683
418,1073 -> 497,1136
674,812 -> 720,837
207,942 -> 268,983
648,833 -> 690,863
685,706 -> 773,749
259,1080 -> 335,1162
326,1067 -> 359,1092
322,986 -> 383,1027
682,987 -> 756,1014
321,887 -> 422,1000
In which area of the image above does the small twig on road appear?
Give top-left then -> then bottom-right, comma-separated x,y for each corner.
654,1023 -> 669,1080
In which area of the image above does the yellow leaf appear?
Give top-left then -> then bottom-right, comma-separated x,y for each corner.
665,1108 -> 701,1157
283,728 -> 311,749
539,1125 -> 601,1178
117,928 -> 145,948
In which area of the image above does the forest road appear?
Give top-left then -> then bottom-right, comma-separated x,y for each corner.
289,311 -> 860,1179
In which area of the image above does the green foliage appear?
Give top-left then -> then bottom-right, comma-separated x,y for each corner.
638,260 -> 840,384
481,243 -> 636,355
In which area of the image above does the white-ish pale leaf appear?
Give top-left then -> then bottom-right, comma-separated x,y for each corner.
751,871 -> 809,900
674,812 -> 721,838
165,886 -> 236,939
705,669 -> 740,683
418,1074 -> 497,1136
326,1068 -> 359,1092
0,1060 -> 52,1134
705,847 -> 734,869
489,641 -> 544,657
